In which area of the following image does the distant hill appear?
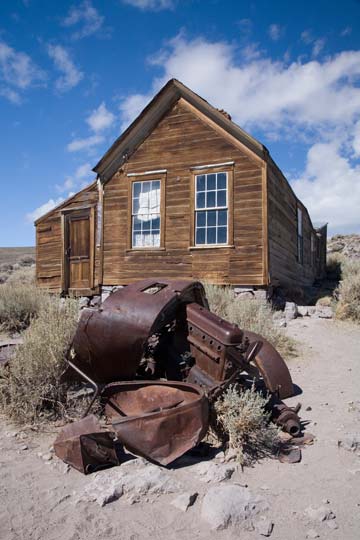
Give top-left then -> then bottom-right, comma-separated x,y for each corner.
328,234 -> 360,259
0,247 -> 35,266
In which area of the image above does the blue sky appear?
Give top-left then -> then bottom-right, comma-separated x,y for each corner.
0,0 -> 359,246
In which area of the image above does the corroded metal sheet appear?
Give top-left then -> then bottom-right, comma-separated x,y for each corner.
54,415 -> 119,474
103,381 -> 209,466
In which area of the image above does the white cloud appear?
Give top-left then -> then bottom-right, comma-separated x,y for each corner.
268,24 -> 282,41
56,162 -> 94,191
291,142 -> 360,233
26,197 -> 64,222
353,120 -> 360,157
0,40 -> 45,103
301,30 -> 313,45
62,0 -> 104,40
341,27 -> 352,37
119,34 -> 360,233
47,44 -> 83,92
122,0 -> 175,10
86,102 -> 115,132
312,38 -> 325,58
67,134 -> 104,152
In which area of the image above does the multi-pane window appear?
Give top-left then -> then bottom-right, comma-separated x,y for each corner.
195,172 -> 228,245
297,207 -> 303,264
132,180 -> 161,248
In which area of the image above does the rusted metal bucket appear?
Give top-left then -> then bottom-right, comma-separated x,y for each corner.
54,415 -> 119,474
103,380 -> 209,466
70,279 -> 207,383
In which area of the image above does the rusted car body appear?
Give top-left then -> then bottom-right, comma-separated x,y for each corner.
58,278 -> 301,472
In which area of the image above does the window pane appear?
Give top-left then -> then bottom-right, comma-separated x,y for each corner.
217,190 -> 226,207
133,182 -> 142,197
152,180 -> 160,190
207,210 -> 216,226
207,227 -> 216,244
133,198 -> 140,214
207,174 -> 216,190
142,181 -> 150,193
142,218 -> 151,231
196,211 -> 206,227
218,209 -> 227,225
206,191 -> 216,207
217,227 -> 227,244
133,217 -> 142,231
196,192 -> 205,209
217,173 -> 226,189
133,232 -> 142,247
152,232 -> 160,247
196,175 -> 205,191
196,228 -> 205,244
152,216 -> 160,229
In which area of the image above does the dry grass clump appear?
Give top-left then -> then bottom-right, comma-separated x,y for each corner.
0,297 -> 79,424
0,281 -> 47,333
335,258 -> 360,322
6,265 -> 35,285
204,284 -> 295,357
214,384 -> 280,465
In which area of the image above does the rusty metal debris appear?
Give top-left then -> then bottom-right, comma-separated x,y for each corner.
54,415 -> 119,474
103,380 -> 208,465
56,279 -> 303,472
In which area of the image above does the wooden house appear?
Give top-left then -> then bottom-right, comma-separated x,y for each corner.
35,79 -> 327,296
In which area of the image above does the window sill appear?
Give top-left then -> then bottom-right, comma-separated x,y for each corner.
125,247 -> 166,253
189,244 -> 235,250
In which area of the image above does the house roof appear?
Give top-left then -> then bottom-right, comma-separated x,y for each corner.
93,78 -> 269,182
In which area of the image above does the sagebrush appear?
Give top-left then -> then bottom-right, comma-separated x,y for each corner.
214,384 -> 280,465
0,297 -> 79,424
335,257 -> 360,322
0,281 -> 47,332
204,284 -> 295,357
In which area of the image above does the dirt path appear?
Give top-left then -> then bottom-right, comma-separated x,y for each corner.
1,318 -> 359,540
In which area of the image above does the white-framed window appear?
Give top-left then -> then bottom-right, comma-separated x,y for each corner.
297,207 -> 303,264
132,179 -> 161,248
195,172 -> 228,245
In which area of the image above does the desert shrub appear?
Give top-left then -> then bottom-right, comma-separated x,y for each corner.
0,297 -> 79,424
0,282 -> 47,332
7,266 -> 35,285
326,253 -> 343,281
19,255 -> 35,267
0,263 -> 13,273
0,273 -> 9,285
335,258 -> 360,322
214,384 -> 280,465
204,284 -> 295,357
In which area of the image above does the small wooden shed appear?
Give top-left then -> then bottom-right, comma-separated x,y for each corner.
35,79 -> 327,296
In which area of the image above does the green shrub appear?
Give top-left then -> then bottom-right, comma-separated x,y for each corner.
204,284 -> 295,357
335,258 -> 360,322
0,282 -> 47,332
0,297 -> 79,424
214,384 -> 280,465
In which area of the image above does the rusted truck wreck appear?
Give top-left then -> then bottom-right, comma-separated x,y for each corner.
55,279 -> 301,472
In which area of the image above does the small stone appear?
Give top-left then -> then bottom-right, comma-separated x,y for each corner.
193,462 -> 235,483
215,450 -> 225,462
297,305 -> 309,317
305,505 -> 335,522
260,485 -> 270,491
306,529 -> 319,539
171,492 -> 198,512
256,518 -> 274,537
322,499 -> 330,504
90,295 -> 101,307
315,306 -> 333,319
326,520 -> 338,530
338,434 -> 360,452
78,297 -> 90,309
42,453 -> 53,462
306,406 -> 312,411
20,444 -> 28,451
284,302 -> 298,321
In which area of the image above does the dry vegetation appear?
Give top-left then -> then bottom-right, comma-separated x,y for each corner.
204,283 -> 296,357
0,297 -> 79,424
0,270 -> 42,333
329,254 -> 360,322
214,384 -> 280,465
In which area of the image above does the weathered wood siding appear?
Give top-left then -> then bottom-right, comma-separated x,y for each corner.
267,162 -> 318,288
36,183 -> 100,292
103,100 -> 266,286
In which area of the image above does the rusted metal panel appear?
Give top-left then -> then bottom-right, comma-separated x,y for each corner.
103,380 -> 209,466
54,415 -> 119,474
71,279 -> 207,383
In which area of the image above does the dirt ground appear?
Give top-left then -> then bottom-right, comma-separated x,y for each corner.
1,317 -> 360,540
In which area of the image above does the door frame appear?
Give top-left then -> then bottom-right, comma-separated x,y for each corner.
61,204 -> 96,295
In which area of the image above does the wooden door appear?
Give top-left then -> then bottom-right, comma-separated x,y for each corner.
64,209 -> 93,292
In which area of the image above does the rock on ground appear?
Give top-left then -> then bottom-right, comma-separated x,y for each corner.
170,492 -> 198,512
192,461 -> 235,483
201,484 -> 267,530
